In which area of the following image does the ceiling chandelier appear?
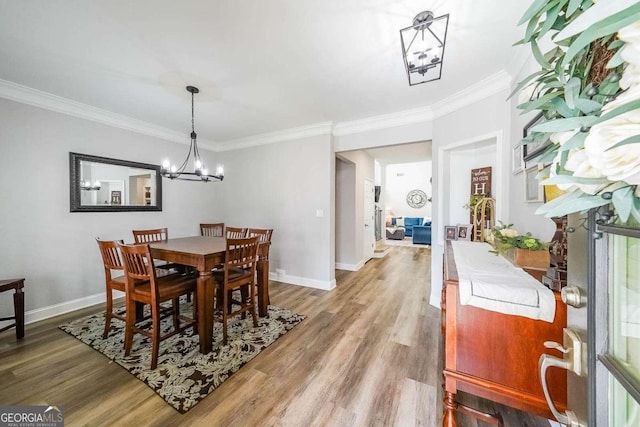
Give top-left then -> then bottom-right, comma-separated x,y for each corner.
400,11 -> 449,86
161,86 -> 224,182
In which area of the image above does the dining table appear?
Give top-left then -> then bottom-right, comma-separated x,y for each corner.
149,235 -> 271,354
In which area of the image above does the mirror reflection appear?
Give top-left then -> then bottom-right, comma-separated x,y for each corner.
70,152 -> 162,212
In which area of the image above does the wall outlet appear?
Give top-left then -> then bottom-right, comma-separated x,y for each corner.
276,268 -> 285,278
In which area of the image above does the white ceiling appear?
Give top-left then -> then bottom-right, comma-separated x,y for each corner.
0,1 -> 528,146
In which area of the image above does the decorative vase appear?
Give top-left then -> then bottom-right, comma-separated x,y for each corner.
505,248 -> 550,270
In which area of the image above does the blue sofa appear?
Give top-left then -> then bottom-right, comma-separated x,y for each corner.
391,217 -> 424,237
412,222 -> 432,245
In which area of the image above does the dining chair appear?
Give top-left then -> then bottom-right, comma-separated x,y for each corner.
119,242 -> 198,370
200,223 -> 225,237
96,239 -> 128,339
226,227 -> 248,239
213,236 -> 260,345
132,227 -> 185,274
132,228 -> 169,243
247,228 -> 273,244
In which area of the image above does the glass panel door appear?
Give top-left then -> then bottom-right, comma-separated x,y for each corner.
598,226 -> 640,426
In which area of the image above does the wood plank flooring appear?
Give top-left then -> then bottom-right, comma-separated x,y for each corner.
0,246 -> 552,426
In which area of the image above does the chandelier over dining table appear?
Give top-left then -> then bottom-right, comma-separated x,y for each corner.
161,86 -> 224,182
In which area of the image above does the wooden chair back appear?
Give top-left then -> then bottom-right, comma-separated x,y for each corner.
119,243 -> 158,287
200,223 -> 225,237
96,239 -> 125,272
226,227 -> 248,239
225,236 -> 260,273
132,228 -> 169,243
248,228 -> 273,243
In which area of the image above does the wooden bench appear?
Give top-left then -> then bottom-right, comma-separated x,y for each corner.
0,278 -> 25,339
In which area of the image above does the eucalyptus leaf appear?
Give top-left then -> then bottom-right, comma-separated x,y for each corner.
562,4 -> 640,66
532,39 -> 552,69
539,146 -> 560,163
558,132 -> 587,151
551,97 -> 577,118
607,49 -> 625,68
518,91 -> 561,113
575,98 -> 602,114
531,116 -> 597,132
607,135 -> 640,151
556,0 -> 639,40
543,194 -> 609,217
612,186 -> 633,223
538,3 -> 562,39
535,190 -> 584,215
525,16 -> 539,43
508,69 -> 546,100
519,0 -> 555,25
564,77 -> 581,109
597,99 -> 640,124
567,0 -> 582,17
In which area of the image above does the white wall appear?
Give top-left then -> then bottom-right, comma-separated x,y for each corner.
215,134 -> 335,289
385,161 -> 432,220
334,121 -> 433,152
508,54 -> 557,240
430,89 -> 511,307
0,98 -> 222,321
448,143 -> 495,226
335,150 -> 374,269
335,158 -> 356,267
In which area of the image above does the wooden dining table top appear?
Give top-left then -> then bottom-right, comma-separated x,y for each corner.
149,235 -> 226,255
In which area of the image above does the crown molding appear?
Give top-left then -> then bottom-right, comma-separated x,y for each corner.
431,70 -> 512,119
0,78 -> 212,147
0,70 -> 512,153
332,105 -> 434,136
215,121 -> 333,152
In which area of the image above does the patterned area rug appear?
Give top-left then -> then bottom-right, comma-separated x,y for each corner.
59,302 -> 305,413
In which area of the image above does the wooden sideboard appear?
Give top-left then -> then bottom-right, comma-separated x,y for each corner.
442,241 -> 567,426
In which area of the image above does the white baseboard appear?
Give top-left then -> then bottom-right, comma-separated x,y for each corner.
372,247 -> 391,258
25,291 -> 111,325
335,259 -> 366,271
24,272 -> 338,325
269,272 -> 336,290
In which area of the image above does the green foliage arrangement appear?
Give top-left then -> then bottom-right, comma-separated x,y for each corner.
514,0 -> 640,223
487,221 -> 549,255
463,194 -> 486,211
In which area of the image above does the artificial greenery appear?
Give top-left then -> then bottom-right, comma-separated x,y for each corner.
514,0 -> 640,223
488,221 -> 549,255
463,194 -> 486,212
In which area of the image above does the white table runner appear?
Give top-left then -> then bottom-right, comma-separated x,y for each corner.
451,241 -> 556,323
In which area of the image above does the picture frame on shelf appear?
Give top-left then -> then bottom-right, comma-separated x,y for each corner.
524,165 -> 543,203
456,224 -> 472,241
512,144 -> 524,175
522,112 -> 551,165
445,226 -> 457,240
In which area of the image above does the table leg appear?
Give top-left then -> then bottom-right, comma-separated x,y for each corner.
197,270 -> 214,353
257,258 -> 270,317
14,287 -> 24,339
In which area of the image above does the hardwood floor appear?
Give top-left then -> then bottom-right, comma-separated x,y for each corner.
0,246 -> 552,426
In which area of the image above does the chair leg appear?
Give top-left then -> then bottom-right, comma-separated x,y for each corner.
124,298 -> 136,357
222,286 -> 229,345
103,290 -> 113,339
151,304 -> 161,370
240,286 -> 248,319
172,297 -> 180,330
250,283 -> 258,327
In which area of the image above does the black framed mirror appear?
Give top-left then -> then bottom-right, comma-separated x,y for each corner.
69,152 -> 162,212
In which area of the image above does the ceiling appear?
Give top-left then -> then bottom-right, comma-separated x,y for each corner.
0,1 -> 528,147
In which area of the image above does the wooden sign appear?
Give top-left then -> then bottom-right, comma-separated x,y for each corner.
470,167 -> 492,196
